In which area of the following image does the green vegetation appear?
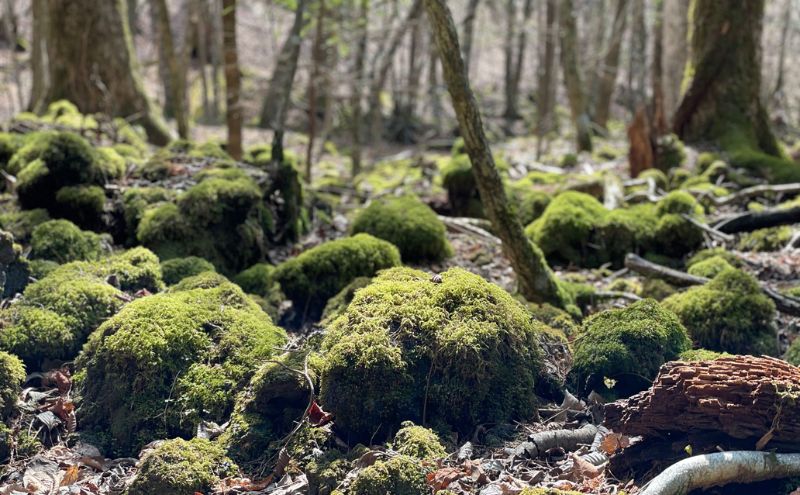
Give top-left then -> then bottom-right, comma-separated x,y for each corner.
662,268 -> 777,355
349,455 -> 428,495
29,219 -> 106,263
737,226 -> 793,252
0,209 -> 49,242
392,421 -> 447,460
687,255 -> 734,278
0,351 -> 25,421
273,234 -> 401,324
161,256 -> 216,285
571,299 -> 691,396
233,263 -> 274,295
351,195 -> 452,262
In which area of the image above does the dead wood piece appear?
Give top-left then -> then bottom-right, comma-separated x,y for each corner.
624,254 -> 709,287
714,182 -> 800,206
511,423 -> 598,458
713,205 -> 800,234
605,356 -> 800,446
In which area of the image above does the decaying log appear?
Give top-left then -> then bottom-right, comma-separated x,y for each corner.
511,423 -> 598,459
640,451 -> 800,495
605,356 -> 800,446
713,205 -> 800,234
713,182 -> 800,207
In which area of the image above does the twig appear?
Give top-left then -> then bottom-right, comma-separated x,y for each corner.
437,215 -> 501,245
681,214 -> 734,242
712,182 -> 800,206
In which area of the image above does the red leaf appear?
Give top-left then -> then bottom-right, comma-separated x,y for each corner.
307,401 -> 333,426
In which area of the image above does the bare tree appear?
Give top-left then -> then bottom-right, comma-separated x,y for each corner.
424,0 -> 568,307
29,0 -> 48,110
350,0 -> 369,176
662,0 -> 689,122
461,0 -> 481,76
559,0 -> 592,152
151,0 -> 189,138
221,0 -> 242,159
535,0 -> 558,157
592,0 -> 628,130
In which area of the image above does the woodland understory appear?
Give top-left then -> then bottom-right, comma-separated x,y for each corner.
1,0 -> 800,495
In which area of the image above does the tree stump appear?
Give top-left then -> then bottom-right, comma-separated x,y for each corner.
605,356 -> 800,445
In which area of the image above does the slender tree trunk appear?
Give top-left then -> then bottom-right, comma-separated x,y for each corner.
592,0 -> 628,130
536,0 -> 558,158
210,0 -> 223,122
586,0 -> 606,113
350,0 -> 369,176
662,0 -> 689,123
29,0 -> 48,111
461,0 -> 480,76
127,0 -> 139,35
627,0 -> 647,111
2,0 -> 23,112
559,0 -> 592,152
650,0 -> 667,135
193,0 -> 211,120
771,0 -> 792,107
152,0 -> 189,138
510,0 -> 533,117
428,31 -> 444,132
42,0 -> 171,144
305,0 -> 326,183
502,0 -> 519,120
424,0 -> 568,308
221,0 -> 241,159
259,0 -> 309,129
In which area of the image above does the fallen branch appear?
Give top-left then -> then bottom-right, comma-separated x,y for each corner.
437,215 -> 500,245
784,230 -> 800,252
680,214 -> 734,242
713,206 -> 800,234
593,290 -> 642,302
713,182 -> 800,206
511,423 -> 598,459
640,451 -> 800,495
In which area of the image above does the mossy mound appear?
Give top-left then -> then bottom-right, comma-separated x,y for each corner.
441,154 -> 482,217
349,454 -> 428,495
651,191 -> 705,258
273,234 -> 400,325
640,278 -> 677,301
527,303 -> 580,338
120,187 -> 174,245
126,438 -> 238,495
54,185 -> 106,230
169,271 -> 230,291
0,305 -> 74,369
391,421 -> 446,460
29,219 -> 106,263
321,277 -> 373,323
687,248 -> 742,269
51,247 -> 163,292
0,132 -> 23,172
737,226 -> 793,252
679,348 -> 730,361
76,282 -> 287,455
571,299 -> 691,396
0,351 -> 25,421
687,255 -> 734,278
161,256 -> 216,285
351,196 -> 452,263
0,209 -> 50,243
662,268 -> 777,355
320,267 -> 557,441
233,263 -> 275,295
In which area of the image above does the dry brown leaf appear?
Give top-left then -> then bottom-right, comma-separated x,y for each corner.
569,453 -> 603,481
60,465 -> 79,486
600,432 -> 631,454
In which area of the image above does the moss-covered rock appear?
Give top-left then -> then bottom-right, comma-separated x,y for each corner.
571,299 -> 691,396
662,268 -> 777,355
55,185 -> 106,230
351,196 -> 452,263
76,282 -> 287,455
0,133 -> 22,172
441,154 -> 482,217
687,255 -> 734,278
651,192 -> 705,258
52,247 -> 163,292
169,271 -> 230,291
274,234 -> 400,325
687,247 -> 742,269
0,208 -> 49,243
679,348 -> 730,361
126,438 -> 238,495
30,219 -> 106,263
737,226 -> 793,252
0,351 -> 24,421
0,305 -> 74,369
321,277 -> 372,323
233,263 -> 274,295
527,303 -> 580,337
161,256 -> 216,285
121,187 -> 173,245
391,421 -> 446,460
349,454 -> 428,495
320,267 -> 557,441
654,133 -> 686,170
640,278 -> 677,301
28,259 -> 59,279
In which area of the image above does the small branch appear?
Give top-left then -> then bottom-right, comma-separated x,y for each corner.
712,182 -> 800,206
713,206 -> 800,234
783,230 -> 800,252
624,254 -> 709,287
681,214 -> 734,242
438,215 -> 500,245
593,290 -> 643,302
640,451 -> 800,495
511,423 -> 598,458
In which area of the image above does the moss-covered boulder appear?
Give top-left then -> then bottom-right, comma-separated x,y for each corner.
126,438 -> 238,495
687,255 -> 733,278
46,247 -> 163,293
737,226 -> 793,252
349,455 -> 428,495
651,191 -> 705,258
351,196 -> 452,262
0,351 -> 25,421
0,209 -> 50,243
679,348 -> 730,361
29,219 -> 106,263
54,185 -> 106,231
161,256 -> 216,285
321,277 -> 373,323
662,268 -> 777,355
441,154 -> 482,217
120,187 -> 174,245
571,299 -> 691,396
320,267 -> 559,441
274,234 -> 400,325
233,263 -> 275,295
391,421 -> 446,460
0,306 -> 74,369
687,247 -> 742,270
76,282 -> 287,455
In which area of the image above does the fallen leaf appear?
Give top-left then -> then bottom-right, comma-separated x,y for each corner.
600,432 -> 631,454
60,465 -> 79,486
307,401 -> 333,426
569,453 -> 603,481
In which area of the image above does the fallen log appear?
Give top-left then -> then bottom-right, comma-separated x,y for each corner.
713,182 -> 800,206
640,451 -> 800,495
713,205 -> 800,234
605,356 -> 800,446
510,423 -> 598,459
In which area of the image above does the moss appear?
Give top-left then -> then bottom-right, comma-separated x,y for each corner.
0,209 -> 49,243
169,271 -> 230,291
351,196 -> 452,263
136,202 -> 190,258
274,234 -> 401,325
178,177 -> 262,226
696,152 -> 719,172
440,154 -> 482,217
30,219 -> 106,263
737,226 -> 793,252
76,282 -> 287,455
662,268 -> 777,355
679,348 -> 730,361
654,133 -> 686,170
687,255 -> 734,278
121,187 -> 173,244
571,299 -> 691,396
638,168 -> 669,190
28,259 -> 59,279
320,267 -> 554,441
785,339 -> 800,366
560,153 -> 579,167
233,263 -> 275,296
687,247 -> 741,269
0,133 -> 22,171
0,351 -> 25,421
96,147 -> 127,179
392,421 -> 446,460
349,455 -> 428,495
669,168 -> 692,189
321,277 -> 372,323
512,189 -> 552,226
126,438 -> 238,495
306,451 -> 350,495
54,185 -> 106,230
0,306 -> 74,369
526,191 -> 608,267
51,247 -> 163,293
640,278 -> 677,301
595,204 -> 658,264
527,303 -> 580,337
162,256 -> 216,286
652,214 -> 704,259
518,489 -> 584,495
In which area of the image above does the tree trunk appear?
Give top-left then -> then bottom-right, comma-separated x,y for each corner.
559,0 -> 592,152
461,0 -> 480,76
151,0 -> 189,138
210,0 -> 223,122
661,0 -> 688,123
502,0 -> 519,120
627,0 -> 647,111
42,0 -> 171,145
592,0 -> 628,130
193,0 -> 211,120
29,0 -> 48,111
305,0 -> 326,183
673,0 -> 799,182
424,0 -> 568,308
535,0 -> 558,158
428,31 -> 444,133
221,0 -> 242,159
259,0 -> 309,129
350,0 -> 369,176
770,0 -> 792,108
650,0 -> 667,135
2,0 -> 22,112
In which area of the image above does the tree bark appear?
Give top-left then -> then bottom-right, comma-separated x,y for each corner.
535,0 -> 558,158
428,31 -> 444,133
151,0 -> 189,138
770,0 -> 792,108
650,0 -> 668,135
461,0 -> 481,76
350,0 -> 369,176
29,0 -> 48,111
592,0 -> 628,130
42,0 -> 171,145
424,0 -> 568,307
627,0 -> 647,111
559,0 -> 592,152
305,0 -> 326,183
662,0 -> 688,123
259,0 -> 309,130
221,0 -> 242,159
